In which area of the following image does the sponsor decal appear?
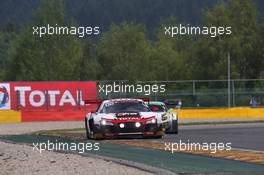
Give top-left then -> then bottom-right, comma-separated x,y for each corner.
116,117 -> 140,120
0,83 -> 11,110
116,113 -> 139,116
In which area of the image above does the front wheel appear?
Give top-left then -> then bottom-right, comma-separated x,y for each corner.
85,118 -> 90,139
167,120 -> 178,134
172,120 -> 178,134
87,119 -> 103,140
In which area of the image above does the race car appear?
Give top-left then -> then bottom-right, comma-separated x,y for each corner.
84,98 -> 166,139
147,101 -> 178,134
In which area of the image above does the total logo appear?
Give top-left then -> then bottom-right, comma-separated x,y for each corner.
0,83 -> 11,110
116,117 -> 140,120
14,86 -> 84,107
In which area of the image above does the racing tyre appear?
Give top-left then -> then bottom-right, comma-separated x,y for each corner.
85,118 -> 90,139
167,120 -> 178,134
172,120 -> 178,134
88,119 -> 103,140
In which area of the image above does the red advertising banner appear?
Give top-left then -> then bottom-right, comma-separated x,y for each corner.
0,82 -> 97,111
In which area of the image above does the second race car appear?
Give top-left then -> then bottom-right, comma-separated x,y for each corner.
147,101 -> 178,134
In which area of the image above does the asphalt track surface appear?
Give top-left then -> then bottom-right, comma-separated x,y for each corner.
157,123 -> 264,152
1,134 -> 264,175
1,123 -> 264,174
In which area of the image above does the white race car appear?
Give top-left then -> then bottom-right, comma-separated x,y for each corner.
84,98 -> 175,139
147,101 -> 178,134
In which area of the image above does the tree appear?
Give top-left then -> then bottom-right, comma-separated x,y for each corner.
96,23 -> 153,80
192,0 -> 261,80
0,30 -> 16,80
152,17 -> 192,80
5,0 -> 82,81
78,41 -> 102,80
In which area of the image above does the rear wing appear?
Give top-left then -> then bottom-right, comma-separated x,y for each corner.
83,99 -> 104,113
164,99 -> 180,105
84,99 -> 104,105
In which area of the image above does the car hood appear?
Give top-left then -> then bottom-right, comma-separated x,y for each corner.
96,112 -> 159,119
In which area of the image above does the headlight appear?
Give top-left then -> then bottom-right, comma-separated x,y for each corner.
146,118 -> 157,124
101,120 -> 106,125
101,119 -> 113,126
135,122 -> 141,127
119,123 -> 125,128
171,113 -> 177,120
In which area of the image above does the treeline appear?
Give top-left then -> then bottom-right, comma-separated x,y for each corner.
0,0 -> 264,81
1,0 -> 264,30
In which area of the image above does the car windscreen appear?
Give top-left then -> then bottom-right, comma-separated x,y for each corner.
101,101 -> 150,113
148,104 -> 167,112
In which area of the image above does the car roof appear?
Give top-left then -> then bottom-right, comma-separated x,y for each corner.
148,101 -> 166,106
103,98 -> 144,103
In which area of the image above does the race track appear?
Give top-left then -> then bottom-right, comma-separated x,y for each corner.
1,122 -> 264,174
158,123 -> 264,152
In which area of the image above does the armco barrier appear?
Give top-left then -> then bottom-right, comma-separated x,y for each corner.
175,107 -> 264,119
0,110 -> 21,123
0,110 -> 88,123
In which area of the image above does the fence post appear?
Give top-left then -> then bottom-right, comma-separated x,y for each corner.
192,80 -> 196,96
15,90 -> 20,111
232,80 -> 236,107
227,52 -> 231,108
45,90 -> 49,111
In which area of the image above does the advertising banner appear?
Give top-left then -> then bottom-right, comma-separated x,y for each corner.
0,82 -> 97,111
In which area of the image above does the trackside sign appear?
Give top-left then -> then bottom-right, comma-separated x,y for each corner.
0,82 -> 97,110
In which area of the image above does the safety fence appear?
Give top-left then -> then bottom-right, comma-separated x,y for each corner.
98,79 -> 264,108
